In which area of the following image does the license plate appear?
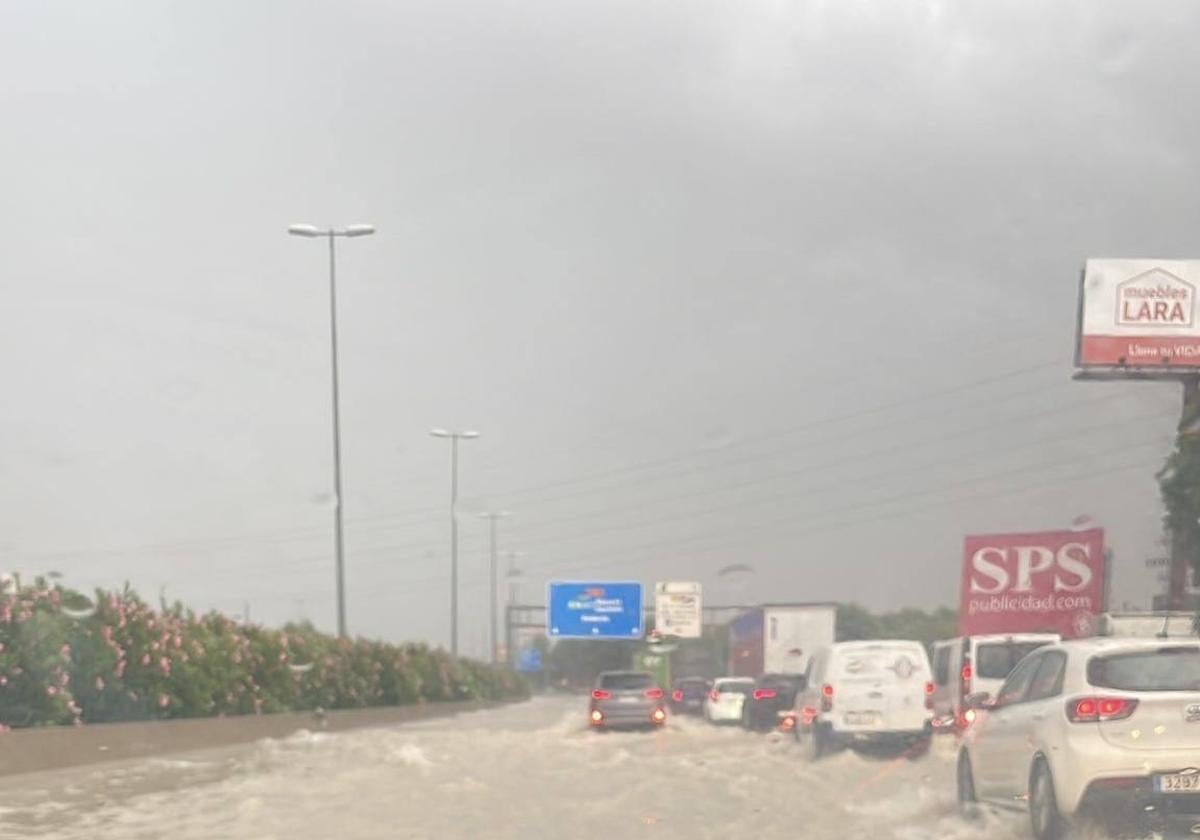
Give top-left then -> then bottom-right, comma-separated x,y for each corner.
1154,773 -> 1200,793
844,711 -> 880,726
619,695 -> 639,704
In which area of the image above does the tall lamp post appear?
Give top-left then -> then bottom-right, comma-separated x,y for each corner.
431,429 -> 479,656
287,223 -> 375,638
478,511 -> 510,664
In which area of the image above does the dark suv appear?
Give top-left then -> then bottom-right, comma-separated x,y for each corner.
669,676 -> 712,715
742,673 -> 807,731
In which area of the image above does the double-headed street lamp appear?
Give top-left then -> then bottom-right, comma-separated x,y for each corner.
431,429 -> 480,656
288,223 -> 376,638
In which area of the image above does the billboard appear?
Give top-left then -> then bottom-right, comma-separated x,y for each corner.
654,581 -> 702,638
1077,259 -> 1200,370
960,528 -> 1106,639
547,581 -> 644,639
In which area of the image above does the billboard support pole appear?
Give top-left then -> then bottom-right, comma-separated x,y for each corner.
1169,375 -> 1200,610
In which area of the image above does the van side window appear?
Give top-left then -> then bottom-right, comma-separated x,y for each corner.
933,646 -> 950,686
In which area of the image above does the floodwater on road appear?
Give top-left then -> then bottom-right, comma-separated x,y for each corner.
0,696 -> 1040,840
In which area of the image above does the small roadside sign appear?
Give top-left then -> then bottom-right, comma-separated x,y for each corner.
516,648 -> 543,673
654,581 -> 702,639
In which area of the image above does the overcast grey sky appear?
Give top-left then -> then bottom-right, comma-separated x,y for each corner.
2,0 -> 1197,654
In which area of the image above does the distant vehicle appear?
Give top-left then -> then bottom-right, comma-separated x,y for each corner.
931,634 -> 1060,729
793,640 -> 934,758
1096,612 -> 1198,639
742,672 -> 807,732
704,677 -> 754,724
670,676 -> 711,715
588,671 -> 667,730
957,638 -> 1200,840
727,604 -> 837,678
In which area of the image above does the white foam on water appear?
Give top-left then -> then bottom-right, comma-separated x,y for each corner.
0,697 -> 1074,840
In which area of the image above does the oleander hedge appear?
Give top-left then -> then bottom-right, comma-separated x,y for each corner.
0,578 -> 527,729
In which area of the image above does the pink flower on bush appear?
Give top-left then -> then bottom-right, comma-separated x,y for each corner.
47,686 -> 58,696
95,676 -> 105,691
115,660 -> 127,678
158,694 -> 170,708
141,653 -> 150,666
60,643 -> 71,659
0,675 -> 7,687
159,657 -> 170,676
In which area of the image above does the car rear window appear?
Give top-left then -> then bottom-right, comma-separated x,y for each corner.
1087,647 -> 1200,692
835,648 -> 926,680
599,673 -> 654,690
975,642 -> 1050,679
717,681 -> 752,694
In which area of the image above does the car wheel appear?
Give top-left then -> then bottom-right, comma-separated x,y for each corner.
956,751 -> 980,820
1029,759 -> 1066,840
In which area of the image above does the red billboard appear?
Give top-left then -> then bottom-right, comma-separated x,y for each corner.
960,528 -> 1106,639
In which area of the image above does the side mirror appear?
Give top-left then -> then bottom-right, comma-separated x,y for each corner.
963,692 -> 993,711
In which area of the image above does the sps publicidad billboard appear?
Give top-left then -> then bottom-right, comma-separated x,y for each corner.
1077,259 -> 1200,370
960,528 -> 1106,639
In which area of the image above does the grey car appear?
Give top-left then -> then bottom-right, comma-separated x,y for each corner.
588,671 -> 667,730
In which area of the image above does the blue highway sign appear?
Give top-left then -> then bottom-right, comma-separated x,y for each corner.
547,581 -> 644,639
515,647 -> 543,673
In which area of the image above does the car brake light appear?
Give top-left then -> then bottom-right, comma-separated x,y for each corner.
961,664 -> 972,682
753,689 -> 777,701
821,683 -> 834,712
644,688 -> 664,700
924,680 -> 935,710
709,690 -> 719,701
1067,696 -> 1138,723
672,690 -> 683,702
591,689 -> 611,700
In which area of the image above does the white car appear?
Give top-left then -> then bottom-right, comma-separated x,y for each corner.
930,633 -> 1059,728
705,677 -> 753,724
957,638 -> 1200,839
793,640 -> 934,758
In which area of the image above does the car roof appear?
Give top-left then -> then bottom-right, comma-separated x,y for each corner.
829,639 -> 926,651
714,676 -> 754,682
597,670 -> 653,677
1048,637 -> 1200,656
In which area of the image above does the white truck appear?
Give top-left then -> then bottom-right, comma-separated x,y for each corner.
1095,611 -> 1197,638
727,603 -> 837,678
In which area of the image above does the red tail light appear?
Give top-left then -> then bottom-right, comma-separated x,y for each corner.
672,690 -> 683,702
709,690 -> 719,701
821,683 -> 834,712
753,689 -> 777,701
924,680 -> 935,710
591,689 -> 611,700
1067,696 -> 1138,723
961,664 -> 972,682
644,688 -> 664,700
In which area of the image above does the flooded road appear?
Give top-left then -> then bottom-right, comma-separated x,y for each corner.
0,697 -> 1033,839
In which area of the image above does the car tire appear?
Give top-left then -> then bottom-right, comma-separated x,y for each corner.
1029,759 -> 1066,840
956,751 -> 980,820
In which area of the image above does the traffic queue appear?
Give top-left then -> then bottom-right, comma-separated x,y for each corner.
586,624 -> 1200,840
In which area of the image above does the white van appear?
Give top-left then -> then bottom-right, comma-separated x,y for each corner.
792,640 -> 934,758
929,633 -> 1059,727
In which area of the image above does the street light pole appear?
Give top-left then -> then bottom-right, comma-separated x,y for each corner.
431,429 -> 480,656
478,512 -> 510,664
288,222 -> 375,638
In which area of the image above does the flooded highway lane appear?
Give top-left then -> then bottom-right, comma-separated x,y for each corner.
0,697 -> 1033,840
